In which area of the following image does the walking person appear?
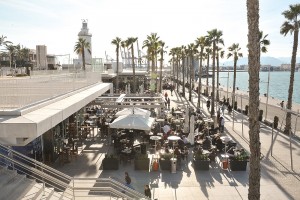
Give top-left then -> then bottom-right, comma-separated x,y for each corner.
206,99 -> 211,111
280,101 -> 284,109
170,85 -> 174,96
219,116 -> 225,133
221,103 -> 225,115
144,185 -> 152,199
124,172 -> 134,189
167,97 -> 170,110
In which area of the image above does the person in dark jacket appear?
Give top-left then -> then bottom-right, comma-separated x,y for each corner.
144,185 -> 151,198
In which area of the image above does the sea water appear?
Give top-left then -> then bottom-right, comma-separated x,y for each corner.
217,71 -> 300,104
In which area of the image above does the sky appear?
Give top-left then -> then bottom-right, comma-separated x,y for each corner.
0,0 -> 299,64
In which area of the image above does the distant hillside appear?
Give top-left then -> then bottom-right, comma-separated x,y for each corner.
222,56 -> 300,66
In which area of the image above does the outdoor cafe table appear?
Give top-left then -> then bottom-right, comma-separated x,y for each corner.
168,136 -> 181,149
150,136 -> 161,152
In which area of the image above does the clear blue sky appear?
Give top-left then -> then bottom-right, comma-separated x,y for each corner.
0,0 -> 299,62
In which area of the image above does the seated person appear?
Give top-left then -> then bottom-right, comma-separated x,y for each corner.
215,136 -> 224,152
174,147 -> 182,165
182,135 -> 190,145
226,146 -> 236,158
182,146 -> 189,160
202,136 -> 212,150
208,149 -> 217,163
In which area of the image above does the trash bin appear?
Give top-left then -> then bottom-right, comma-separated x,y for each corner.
171,158 -> 177,173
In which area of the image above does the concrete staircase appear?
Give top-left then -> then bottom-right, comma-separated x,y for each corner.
0,166 -> 71,200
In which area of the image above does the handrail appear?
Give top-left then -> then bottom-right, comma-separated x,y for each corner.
0,144 -> 72,182
0,146 -> 150,199
0,154 -> 73,199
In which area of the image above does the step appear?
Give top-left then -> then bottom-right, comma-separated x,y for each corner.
8,178 -> 37,200
0,173 -> 27,200
21,182 -> 44,200
0,168 -> 18,188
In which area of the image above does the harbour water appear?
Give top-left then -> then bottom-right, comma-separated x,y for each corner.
217,71 -> 300,104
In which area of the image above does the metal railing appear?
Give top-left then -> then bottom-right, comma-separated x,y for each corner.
0,144 -> 149,199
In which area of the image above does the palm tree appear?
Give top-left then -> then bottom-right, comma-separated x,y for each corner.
143,33 -> 160,92
111,37 -> 122,92
181,45 -> 186,97
205,47 -> 212,97
195,36 -> 206,107
187,43 -> 198,101
207,29 -> 224,116
158,40 -> 166,93
169,48 -> 177,86
5,43 -> 16,70
0,35 -> 11,47
175,47 -> 181,92
216,47 -> 225,102
246,0 -> 261,199
227,43 -> 243,107
259,31 -> 270,53
126,37 -> 138,93
74,38 -> 91,70
280,4 -> 300,134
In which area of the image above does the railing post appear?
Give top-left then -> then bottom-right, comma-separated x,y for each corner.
73,178 -> 75,200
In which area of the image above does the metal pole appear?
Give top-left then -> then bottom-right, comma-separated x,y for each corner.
271,123 -> 274,156
265,66 -> 270,120
241,95 -> 244,136
294,110 -> 299,137
232,93 -> 235,130
73,178 -> 75,199
289,128 -> 293,170
227,69 -> 229,100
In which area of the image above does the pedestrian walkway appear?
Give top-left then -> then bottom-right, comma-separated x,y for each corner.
51,89 -> 300,200
172,87 -> 300,199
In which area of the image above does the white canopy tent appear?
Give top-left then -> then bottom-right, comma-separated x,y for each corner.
115,107 -> 151,117
188,115 -> 195,145
109,114 -> 155,131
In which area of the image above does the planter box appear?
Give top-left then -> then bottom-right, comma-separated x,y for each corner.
102,158 -> 119,170
134,158 -> 150,170
193,159 -> 210,170
230,160 -> 248,171
159,159 -> 171,170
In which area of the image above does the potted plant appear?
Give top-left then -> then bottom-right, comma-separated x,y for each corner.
193,150 -> 210,170
134,153 -> 150,170
258,110 -> 263,122
159,153 -> 172,170
228,105 -> 233,114
273,116 -> 279,129
244,105 -> 249,115
234,101 -> 238,110
102,154 -> 119,170
229,150 -> 249,171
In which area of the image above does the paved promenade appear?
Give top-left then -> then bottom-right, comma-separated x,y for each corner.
52,89 -> 300,200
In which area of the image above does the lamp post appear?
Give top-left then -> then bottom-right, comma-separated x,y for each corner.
265,66 -> 271,120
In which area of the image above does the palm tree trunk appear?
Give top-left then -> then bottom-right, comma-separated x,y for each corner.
182,58 -> 185,97
285,28 -> 298,134
82,47 -> 86,71
206,54 -> 210,96
198,49 -> 203,107
211,42 -> 216,116
216,51 -> 220,102
116,49 -> 119,92
189,55 -> 193,101
131,46 -> 136,93
232,59 -> 237,107
177,59 -> 179,92
159,54 -> 163,93
247,0 -> 261,199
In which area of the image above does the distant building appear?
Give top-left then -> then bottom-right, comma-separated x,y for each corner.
36,45 -> 47,70
77,20 -> 92,65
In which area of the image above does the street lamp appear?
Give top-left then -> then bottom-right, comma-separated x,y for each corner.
265,66 -> 271,120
